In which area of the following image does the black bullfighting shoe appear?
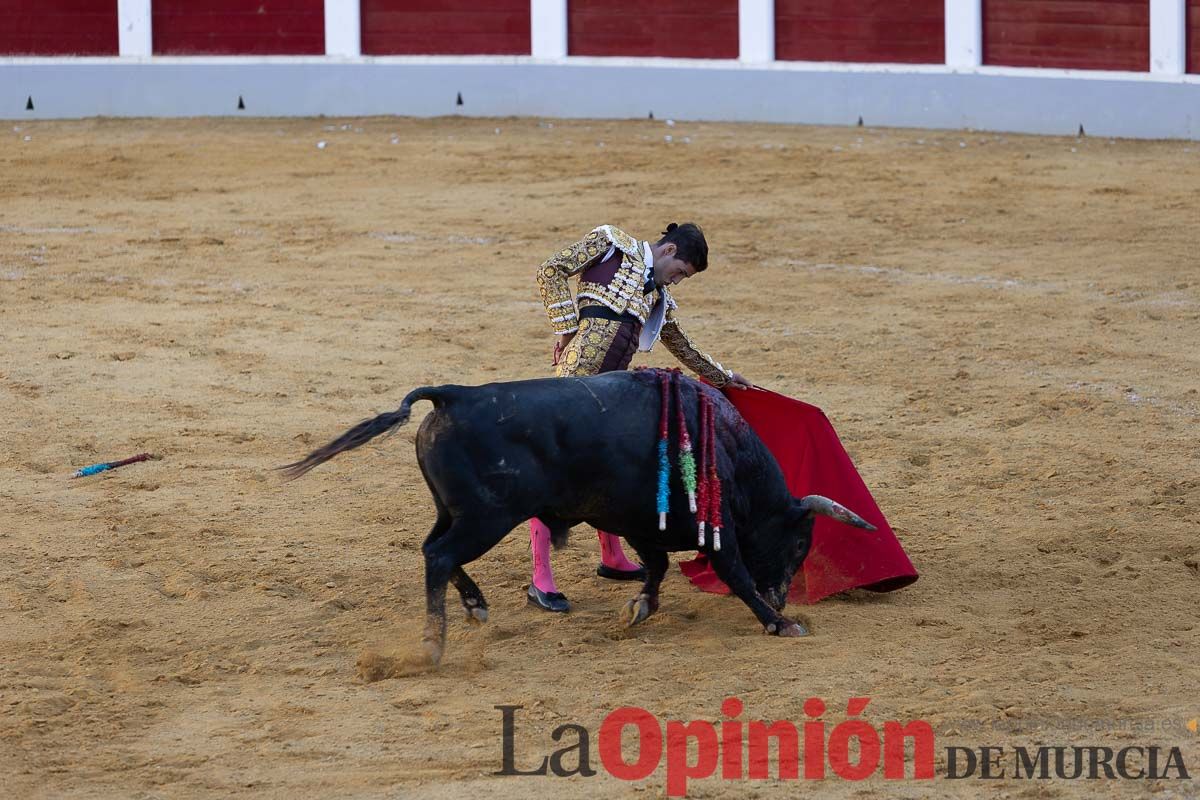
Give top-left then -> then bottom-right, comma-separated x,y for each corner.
527,585 -> 570,613
596,564 -> 647,582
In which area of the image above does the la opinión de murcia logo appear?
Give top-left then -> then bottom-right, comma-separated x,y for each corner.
498,697 -> 933,795
495,699 -> 1193,797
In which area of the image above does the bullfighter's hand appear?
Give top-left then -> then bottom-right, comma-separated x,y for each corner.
726,372 -> 753,390
553,332 -> 576,366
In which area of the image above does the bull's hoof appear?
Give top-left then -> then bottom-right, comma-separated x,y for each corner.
765,619 -> 810,637
420,637 -> 444,665
621,593 -> 657,627
463,597 -> 488,626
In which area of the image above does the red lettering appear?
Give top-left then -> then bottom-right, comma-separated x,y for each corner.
720,697 -> 743,779
599,707 -> 662,781
748,720 -> 800,780
828,698 -> 881,782
665,720 -> 719,797
828,720 -> 881,780
883,720 -> 935,779
803,697 -> 826,779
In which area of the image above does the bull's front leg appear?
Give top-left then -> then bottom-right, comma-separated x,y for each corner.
708,535 -> 808,637
620,543 -> 667,627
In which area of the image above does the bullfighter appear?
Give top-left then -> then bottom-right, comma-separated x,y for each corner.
528,221 -> 751,612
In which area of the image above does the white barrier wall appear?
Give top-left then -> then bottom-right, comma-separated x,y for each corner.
2,0 -> 1199,140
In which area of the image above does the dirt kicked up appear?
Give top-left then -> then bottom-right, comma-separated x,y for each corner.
1,116 -> 1197,799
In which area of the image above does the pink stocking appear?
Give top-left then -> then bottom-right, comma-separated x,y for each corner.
529,518 -> 559,593
598,531 -> 642,571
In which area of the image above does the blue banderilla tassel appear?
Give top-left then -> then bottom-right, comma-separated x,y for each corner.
655,369 -> 671,530
657,439 -> 670,530
71,452 -> 158,479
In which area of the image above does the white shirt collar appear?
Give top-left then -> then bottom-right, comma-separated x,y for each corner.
642,241 -> 655,285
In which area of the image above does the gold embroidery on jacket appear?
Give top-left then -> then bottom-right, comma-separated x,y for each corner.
556,318 -> 626,377
538,225 -> 651,333
539,226 -> 732,385
659,307 -> 730,386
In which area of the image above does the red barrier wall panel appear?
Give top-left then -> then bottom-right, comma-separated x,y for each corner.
568,0 -> 738,59
983,0 -> 1149,71
1189,0 -> 1200,73
153,0 -> 325,55
775,0 -> 944,64
362,0 -> 530,55
0,0 -> 117,56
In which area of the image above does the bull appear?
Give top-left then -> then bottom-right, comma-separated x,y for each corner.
282,370 -> 874,664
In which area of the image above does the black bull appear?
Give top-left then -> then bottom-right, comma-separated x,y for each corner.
282,371 -> 874,664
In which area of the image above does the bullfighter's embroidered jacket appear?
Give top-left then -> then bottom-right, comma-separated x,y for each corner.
537,224 -> 733,387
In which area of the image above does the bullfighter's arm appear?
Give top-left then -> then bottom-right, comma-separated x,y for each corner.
660,308 -> 732,388
536,228 -> 611,335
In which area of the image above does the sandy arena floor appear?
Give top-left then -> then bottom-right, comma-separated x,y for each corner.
1,116 -> 1198,798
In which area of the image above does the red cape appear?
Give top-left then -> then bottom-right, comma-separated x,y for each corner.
678,386 -> 917,604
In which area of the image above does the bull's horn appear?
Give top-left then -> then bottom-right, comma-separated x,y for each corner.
799,495 -> 877,531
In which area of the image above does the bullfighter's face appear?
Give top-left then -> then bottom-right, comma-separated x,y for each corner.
651,242 -> 698,287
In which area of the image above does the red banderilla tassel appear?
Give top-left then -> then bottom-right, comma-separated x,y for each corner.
706,397 -> 723,552
696,393 -> 709,548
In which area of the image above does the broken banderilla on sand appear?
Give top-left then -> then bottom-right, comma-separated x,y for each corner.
72,452 -> 160,478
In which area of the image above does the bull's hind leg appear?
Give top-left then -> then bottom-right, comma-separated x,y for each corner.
420,485 -> 487,629
708,532 -> 808,638
451,567 -> 488,625
421,515 -> 516,664
620,544 -> 668,627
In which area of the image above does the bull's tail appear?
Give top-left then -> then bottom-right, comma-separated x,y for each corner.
798,495 -> 877,531
278,386 -> 444,480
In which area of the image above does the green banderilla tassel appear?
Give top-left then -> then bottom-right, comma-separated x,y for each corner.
679,449 -> 697,512
670,370 -> 698,513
